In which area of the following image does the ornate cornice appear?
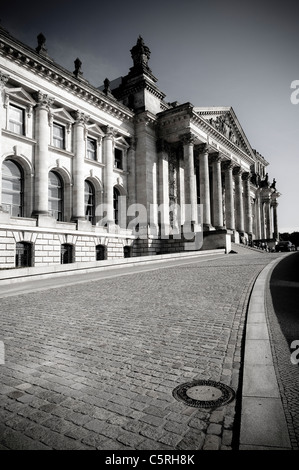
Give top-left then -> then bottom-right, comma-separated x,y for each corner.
0,31 -> 134,123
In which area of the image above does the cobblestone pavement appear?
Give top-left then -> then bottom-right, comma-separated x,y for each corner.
0,252 -> 286,451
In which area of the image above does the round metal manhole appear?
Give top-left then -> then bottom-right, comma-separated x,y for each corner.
172,380 -> 235,409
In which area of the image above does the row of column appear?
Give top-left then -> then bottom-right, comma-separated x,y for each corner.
33,92 -> 119,224
183,139 -> 253,235
158,136 -> 257,236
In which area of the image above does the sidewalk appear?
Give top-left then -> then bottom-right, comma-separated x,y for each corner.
0,248 -> 297,451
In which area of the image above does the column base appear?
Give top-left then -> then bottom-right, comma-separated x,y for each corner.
203,223 -> 215,232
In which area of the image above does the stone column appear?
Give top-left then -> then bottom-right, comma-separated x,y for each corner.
261,188 -> 273,239
223,161 -> 235,230
271,192 -> 280,240
255,191 -> 262,240
33,92 -> 54,216
199,145 -> 212,230
127,137 -> 136,208
103,127 -> 115,224
0,72 -> 9,209
211,153 -> 224,229
73,111 -> 89,221
233,166 -> 244,233
157,139 -> 170,237
242,172 -> 253,235
182,133 -> 197,224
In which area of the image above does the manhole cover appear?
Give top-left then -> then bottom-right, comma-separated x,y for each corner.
172,380 -> 235,408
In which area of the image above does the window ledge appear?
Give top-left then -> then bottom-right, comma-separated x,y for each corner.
48,146 -> 73,157
2,129 -> 36,144
84,158 -> 104,167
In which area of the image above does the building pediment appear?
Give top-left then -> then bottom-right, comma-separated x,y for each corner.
114,135 -> 130,148
50,107 -> 74,123
5,86 -> 37,107
87,123 -> 105,137
194,107 -> 255,158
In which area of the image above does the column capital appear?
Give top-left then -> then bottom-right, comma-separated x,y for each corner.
233,166 -> 244,177
210,152 -> 222,163
103,126 -> 116,140
222,160 -> 235,171
181,132 -> 196,146
73,110 -> 90,126
242,171 -> 251,182
196,143 -> 209,155
34,91 -> 54,110
0,71 -> 9,89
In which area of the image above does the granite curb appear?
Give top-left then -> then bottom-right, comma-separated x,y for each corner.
239,255 -> 292,450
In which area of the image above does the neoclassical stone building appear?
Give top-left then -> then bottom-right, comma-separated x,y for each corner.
0,27 -> 280,268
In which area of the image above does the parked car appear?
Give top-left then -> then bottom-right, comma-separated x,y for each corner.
275,241 -> 296,252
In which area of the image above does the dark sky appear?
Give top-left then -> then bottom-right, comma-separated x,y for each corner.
1,0 -> 299,231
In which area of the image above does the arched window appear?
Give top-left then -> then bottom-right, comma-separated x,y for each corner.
85,180 -> 95,224
49,171 -> 63,221
1,159 -> 24,217
61,244 -> 73,264
16,242 -> 32,267
96,244 -> 106,261
113,187 -> 120,225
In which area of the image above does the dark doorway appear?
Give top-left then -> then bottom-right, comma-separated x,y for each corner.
15,242 -> 32,267
61,244 -> 73,264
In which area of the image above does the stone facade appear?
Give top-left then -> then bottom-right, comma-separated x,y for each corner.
0,28 -> 280,268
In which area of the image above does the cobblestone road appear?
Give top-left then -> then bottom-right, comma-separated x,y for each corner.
0,252 -> 282,450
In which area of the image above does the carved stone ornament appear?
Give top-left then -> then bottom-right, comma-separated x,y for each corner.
105,126 -> 115,139
35,91 -> 54,110
242,172 -> 251,181
181,132 -> 196,146
36,33 -> 48,55
233,166 -> 243,176
74,110 -> 89,126
73,58 -> 83,78
210,152 -> 222,164
130,36 -> 151,72
0,71 -> 9,89
222,160 -> 235,171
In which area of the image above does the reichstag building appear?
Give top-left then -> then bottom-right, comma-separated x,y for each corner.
0,26 -> 280,268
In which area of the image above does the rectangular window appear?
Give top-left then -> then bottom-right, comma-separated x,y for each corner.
8,104 -> 24,135
53,123 -> 65,149
114,148 -> 123,169
87,138 -> 97,160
